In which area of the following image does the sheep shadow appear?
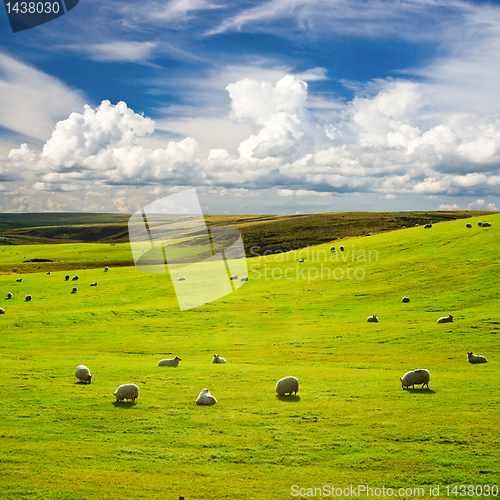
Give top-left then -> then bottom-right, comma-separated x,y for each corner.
112,401 -> 138,409
403,388 -> 436,395
74,381 -> 91,385
276,395 -> 301,402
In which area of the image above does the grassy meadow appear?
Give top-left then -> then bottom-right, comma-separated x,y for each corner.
0,214 -> 499,499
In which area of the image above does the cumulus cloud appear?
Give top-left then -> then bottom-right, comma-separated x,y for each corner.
1,72 -> 500,210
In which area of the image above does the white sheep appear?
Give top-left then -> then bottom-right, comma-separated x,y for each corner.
299,258 -> 305,262
230,275 -> 238,280
467,352 -> 488,364
240,277 -> 248,281
366,314 -> 379,322
16,278 -> 23,282
0,308 -> 4,314
7,292 -> 12,299
466,223 -> 472,228
196,388 -> 217,405
424,223 -> 432,229
75,365 -> 92,383
90,282 -> 97,286
114,383 -> 139,402
482,221 -> 491,227
72,276 -> 79,281
46,272 -> 51,275
72,287 -> 78,293
25,294 -> 32,302
211,354 -> 227,364
104,266 -> 109,272
276,376 -> 299,396
400,369 -> 430,389
478,221 -> 483,226
340,245 -> 345,251
437,314 -> 454,323
330,246 -> 336,252
157,356 -> 182,367
401,296 -> 410,303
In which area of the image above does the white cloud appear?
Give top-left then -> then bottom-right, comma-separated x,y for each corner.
0,52 -> 85,141
86,41 -> 157,63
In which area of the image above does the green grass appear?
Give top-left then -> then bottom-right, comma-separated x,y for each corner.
0,215 -> 499,499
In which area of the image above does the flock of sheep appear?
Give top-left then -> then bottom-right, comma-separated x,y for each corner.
74,354 -> 298,405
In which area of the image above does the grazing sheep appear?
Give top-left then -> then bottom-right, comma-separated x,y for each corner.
65,275 -> 70,281
366,314 -> 379,322
400,369 -> 430,389
72,287 -> 78,293
16,278 -> 23,282
276,376 -> 299,396
90,282 -> 97,286
7,292 -> 12,299
424,223 -> 432,229
299,258 -> 305,263
437,314 -> 454,323
482,221 -> 491,227
229,275 -> 238,280
114,383 -> 139,402
46,272 -> 51,275
340,245 -> 344,251
25,294 -> 32,302
240,277 -> 248,281
72,276 -> 79,281
0,308 -> 4,314
211,354 -> 227,364
178,277 -> 186,281
196,388 -> 217,406
157,356 -> 182,367
402,295 -> 410,303
466,223 -> 472,228
75,365 -> 92,384
467,352 -> 488,364
330,246 -> 336,252
478,221 -> 483,227
402,225 -> 406,229
104,266 -> 109,272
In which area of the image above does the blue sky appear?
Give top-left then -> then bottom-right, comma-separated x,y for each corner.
1,0 -> 500,214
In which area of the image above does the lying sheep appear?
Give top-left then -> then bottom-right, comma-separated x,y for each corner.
0,308 -> 4,314
400,369 -> 430,389
229,275 -> 238,280
482,221 -> 491,227
276,376 -> 299,396
401,296 -> 410,303
240,277 -> 248,281
72,287 -> 78,293
340,245 -> 344,251
196,388 -> 217,405
46,272 -> 51,275
25,294 -> 32,302
157,356 -> 182,367
424,224 -> 432,229
437,314 -> 454,323
299,258 -> 305,262
16,278 -> 23,282
90,282 -> 97,286
7,292 -> 12,299
366,314 -> 379,322
212,354 -> 227,364
65,275 -> 70,281
72,276 -> 79,281
114,383 -> 139,402
467,352 -> 488,364
466,223 -> 472,228
178,277 -> 186,281
75,365 -> 92,383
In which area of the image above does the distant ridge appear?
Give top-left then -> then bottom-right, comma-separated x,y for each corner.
0,210 -> 496,256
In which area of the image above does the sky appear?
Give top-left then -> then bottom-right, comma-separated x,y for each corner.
1,0 -> 500,215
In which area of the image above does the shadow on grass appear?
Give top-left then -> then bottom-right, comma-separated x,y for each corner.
112,401 -> 138,408
276,395 -> 301,402
403,388 -> 436,395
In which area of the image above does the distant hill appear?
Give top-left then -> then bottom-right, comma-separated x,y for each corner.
0,210 -> 496,256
